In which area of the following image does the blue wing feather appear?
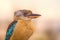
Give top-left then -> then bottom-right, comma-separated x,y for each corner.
5,21 -> 17,40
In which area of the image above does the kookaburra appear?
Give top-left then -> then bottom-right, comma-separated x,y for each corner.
5,9 -> 41,40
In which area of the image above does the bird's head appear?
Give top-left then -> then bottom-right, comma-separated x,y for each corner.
14,10 -> 41,21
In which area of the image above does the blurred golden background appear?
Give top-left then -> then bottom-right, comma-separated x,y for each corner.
0,0 -> 60,40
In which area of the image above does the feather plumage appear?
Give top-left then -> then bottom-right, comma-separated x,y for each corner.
5,21 -> 17,40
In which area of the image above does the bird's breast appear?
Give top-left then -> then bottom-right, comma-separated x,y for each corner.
10,20 -> 34,40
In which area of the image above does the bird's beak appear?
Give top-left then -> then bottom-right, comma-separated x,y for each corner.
28,14 -> 41,19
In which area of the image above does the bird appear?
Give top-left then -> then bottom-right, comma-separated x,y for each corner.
5,9 -> 41,40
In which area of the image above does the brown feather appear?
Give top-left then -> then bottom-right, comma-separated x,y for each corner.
10,20 -> 34,40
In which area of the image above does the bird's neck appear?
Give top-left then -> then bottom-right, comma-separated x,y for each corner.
17,19 -> 32,23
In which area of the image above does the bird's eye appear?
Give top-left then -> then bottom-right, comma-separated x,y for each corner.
27,13 -> 32,15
